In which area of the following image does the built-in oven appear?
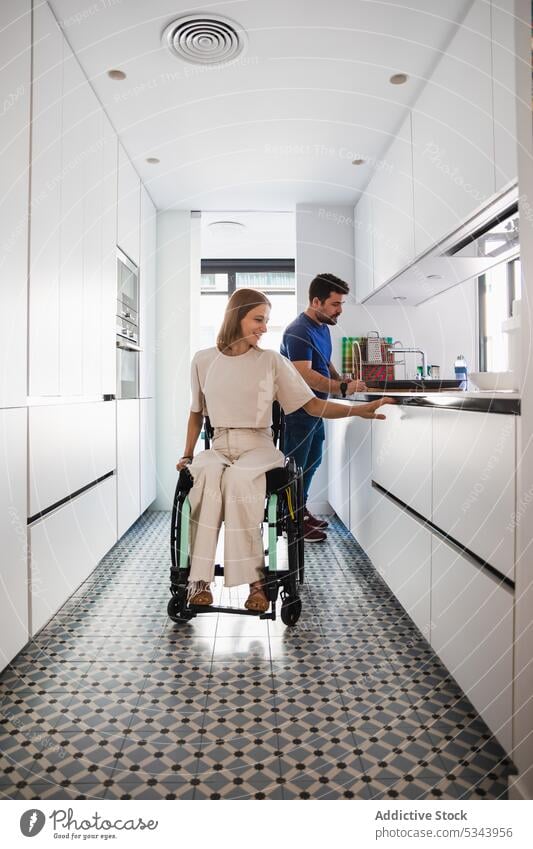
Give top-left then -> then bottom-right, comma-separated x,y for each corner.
116,249 -> 140,399
116,331 -> 140,399
117,248 -> 139,315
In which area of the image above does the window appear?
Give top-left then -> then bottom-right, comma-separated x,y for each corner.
199,259 -> 296,352
478,257 -> 521,372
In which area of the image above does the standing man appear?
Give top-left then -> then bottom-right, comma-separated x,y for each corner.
280,273 -> 366,542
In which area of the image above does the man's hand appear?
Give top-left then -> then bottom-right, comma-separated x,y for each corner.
359,397 -> 395,420
347,378 -> 368,394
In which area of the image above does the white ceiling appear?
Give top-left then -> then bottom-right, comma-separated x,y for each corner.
48,0 -> 472,211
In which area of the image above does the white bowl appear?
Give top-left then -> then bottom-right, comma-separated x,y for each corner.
468,371 -> 518,391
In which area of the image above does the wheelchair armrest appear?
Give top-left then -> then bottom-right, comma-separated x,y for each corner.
177,467 -> 194,494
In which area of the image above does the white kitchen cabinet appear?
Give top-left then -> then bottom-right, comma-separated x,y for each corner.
411,0 -> 494,256
29,1 -> 63,396
354,193 -> 373,302
492,0 -> 518,189
431,535 -> 513,753
370,114 -> 415,289
372,403 -> 433,518
348,406 -> 373,545
0,0 -> 31,409
82,89 -> 104,396
58,43 -> 86,396
29,401 -> 116,516
432,409 -> 515,579
369,492 -> 432,639
327,418 -> 353,527
0,409 -> 28,668
140,397 -> 157,512
117,399 -> 141,537
101,115 -> 118,396
30,475 -> 117,635
140,186 -> 157,399
117,144 -> 141,266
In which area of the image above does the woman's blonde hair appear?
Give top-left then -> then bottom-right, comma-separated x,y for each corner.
217,288 -> 271,352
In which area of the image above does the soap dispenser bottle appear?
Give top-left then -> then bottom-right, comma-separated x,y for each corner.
454,354 -> 468,390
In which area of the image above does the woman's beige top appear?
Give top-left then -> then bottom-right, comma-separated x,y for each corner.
190,346 -> 315,427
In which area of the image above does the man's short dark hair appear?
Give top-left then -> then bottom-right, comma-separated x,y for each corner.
308,273 -> 350,303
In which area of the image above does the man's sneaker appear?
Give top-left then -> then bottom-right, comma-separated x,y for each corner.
303,517 -> 327,543
304,508 -> 329,530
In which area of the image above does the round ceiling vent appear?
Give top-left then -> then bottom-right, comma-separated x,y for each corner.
162,14 -> 247,65
208,220 -> 246,232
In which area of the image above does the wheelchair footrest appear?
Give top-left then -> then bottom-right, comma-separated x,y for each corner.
189,604 -> 274,620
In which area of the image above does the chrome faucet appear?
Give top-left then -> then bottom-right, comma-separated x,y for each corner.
390,345 -> 427,379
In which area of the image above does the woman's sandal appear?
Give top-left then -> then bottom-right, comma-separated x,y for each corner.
244,585 -> 269,613
188,582 -> 213,606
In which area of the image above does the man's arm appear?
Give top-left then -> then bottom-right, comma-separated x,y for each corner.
328,361 -> 342,381
292,360 -> 367,395
292,360 -> 344,395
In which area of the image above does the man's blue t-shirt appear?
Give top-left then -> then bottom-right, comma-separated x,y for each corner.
280,312 -> 332,401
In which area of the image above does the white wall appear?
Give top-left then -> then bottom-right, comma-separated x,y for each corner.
415,279 -> 478,378
510,0 -> 533,802
155,211 -> 192,510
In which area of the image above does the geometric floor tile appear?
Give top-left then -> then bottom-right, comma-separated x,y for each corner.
0,511 -> 514,799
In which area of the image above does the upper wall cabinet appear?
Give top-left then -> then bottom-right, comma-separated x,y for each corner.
369,114 -> 415,290
29,1 -> 63,396
117,145 -> 141,266
0,0 -> 31,409
354,193 -> 373,302
492,0 -> 518,189
140,187 -> 156,398
411,0 -> 494,257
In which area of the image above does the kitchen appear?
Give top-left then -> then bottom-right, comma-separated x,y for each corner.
1,0 -> 533,817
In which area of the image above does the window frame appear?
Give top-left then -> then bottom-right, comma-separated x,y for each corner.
201,258 -> 295,295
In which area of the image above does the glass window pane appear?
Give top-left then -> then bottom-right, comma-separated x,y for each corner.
479,260 -> 513,372
236,271 -> 295,290
201,273 -> 228,292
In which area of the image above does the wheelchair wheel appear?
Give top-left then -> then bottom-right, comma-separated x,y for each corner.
281,493 -> 301,626
281,595 -> 302,626
167,590 -> 194,623
296,467 -> 305,585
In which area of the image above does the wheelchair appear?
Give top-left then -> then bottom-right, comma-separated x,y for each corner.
167,402 -> 305,627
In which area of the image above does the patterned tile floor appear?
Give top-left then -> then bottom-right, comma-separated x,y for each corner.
0,512 -> 514,800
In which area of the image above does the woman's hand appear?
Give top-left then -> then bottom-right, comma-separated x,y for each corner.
358,397 -> 395,419
176,456 -> 193,471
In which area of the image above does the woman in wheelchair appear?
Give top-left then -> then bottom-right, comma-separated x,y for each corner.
176,288 -> 392,614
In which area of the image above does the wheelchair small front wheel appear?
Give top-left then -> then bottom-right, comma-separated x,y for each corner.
167,593 -> 194,623
280,595 -> 302,627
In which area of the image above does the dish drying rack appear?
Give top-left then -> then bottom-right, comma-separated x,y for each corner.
343,334 -> 407,383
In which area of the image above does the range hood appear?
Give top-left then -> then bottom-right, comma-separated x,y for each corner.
366,185 -> 520,306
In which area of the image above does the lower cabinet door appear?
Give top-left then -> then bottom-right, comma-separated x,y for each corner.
431,535 -> 513,753
0,408 -> 28,668
327,418 -> 352,527
367,492 -> 431,640
30,476 -> 117,635
140,397 -> 156,512
117,399 -> 141,538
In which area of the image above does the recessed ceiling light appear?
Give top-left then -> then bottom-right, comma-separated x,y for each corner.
352,158 -> 365,165
389,73 -> 408,85
146,157 -> 160,165
393,296 -> 407,301
107,69 -> 126,80
426,273 -> 442,280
